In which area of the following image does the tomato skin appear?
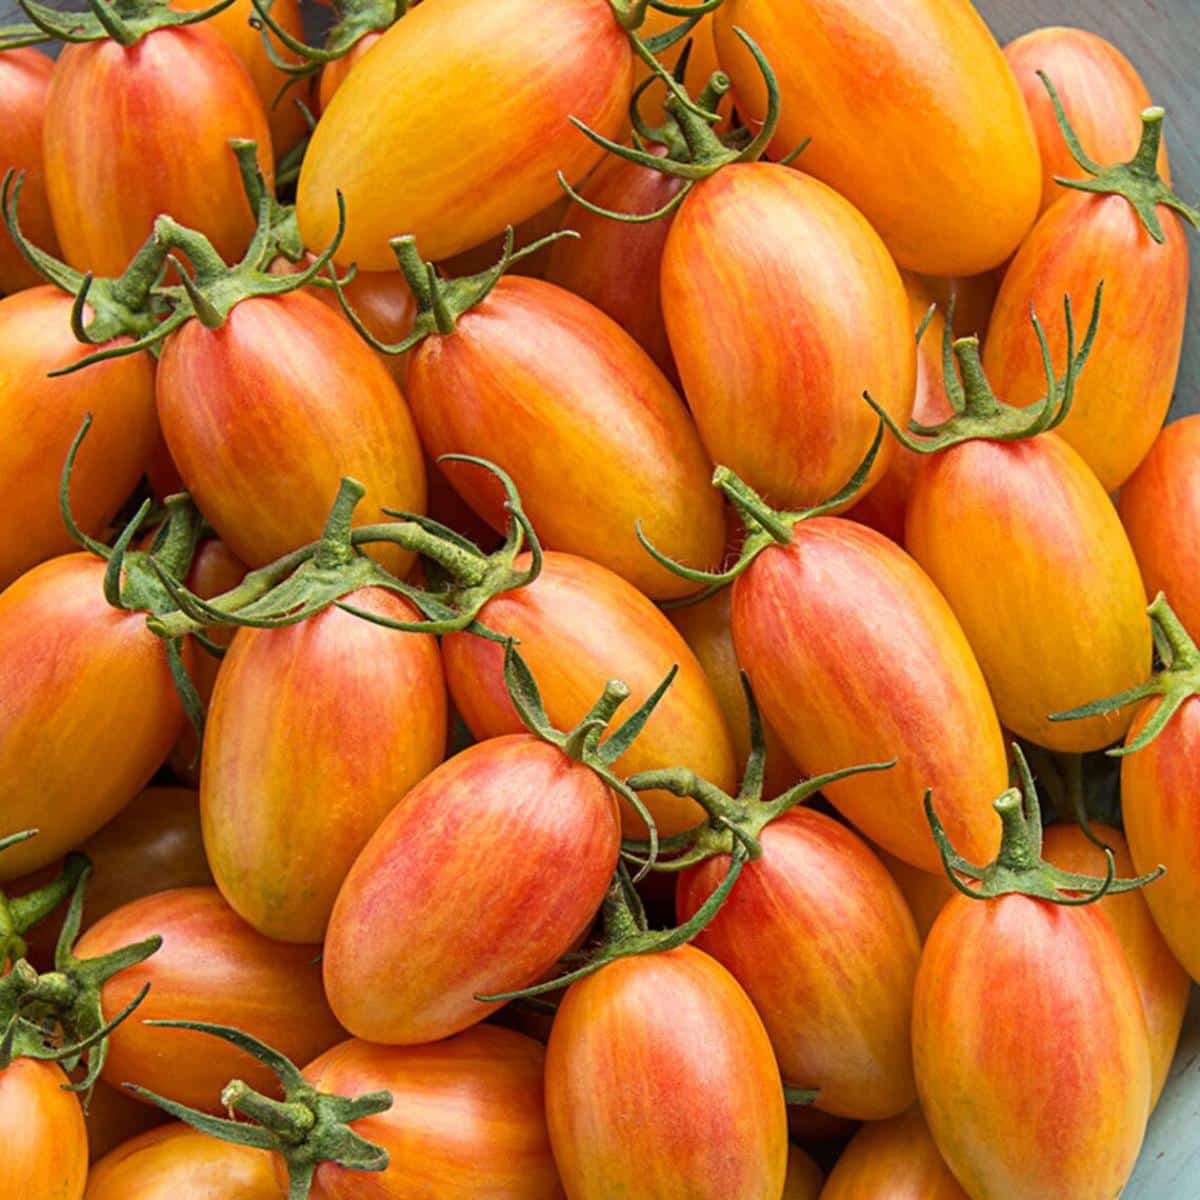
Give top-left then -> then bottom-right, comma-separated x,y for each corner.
44,28 -> 273,277
0,48 -> 60,294
0,287 -> 157,588
1119,414 -> 1200,633
324,736 -> 619,1044
905,435 -> 1151,751
676,809 -> 920,1119
545,147 -> 682,378
406,276 -> 724,601
1122,696 -> 1200,984
876,848 -> 955,943
731,520 -> 1006,872
83,1081 -> 167,1164
317,31 -> 382,113
156,290 -> 425,573
75,887 -> 343,1112
441,551 -> 736,839
86,1123 -> 282,1199
1043,822 -> 1189,1106
0,554 -> 185,879
661,164 -> 914,511
303,1028 -> 563,1200
1004,26 -> 1167,216
819,1106 -> 968,1200
914,893 -> 1151,1200
201,588 -> 445,943
545,945 -> 788,1199
0,1058 -> 87,1200
983,194 -> 1189,492
297,0 -> 633,266
782,1147 -> 823,1200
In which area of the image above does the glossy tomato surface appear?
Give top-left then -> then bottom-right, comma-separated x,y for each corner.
202,588 -> 445,943
406,276 -> 724,600
44,27 -> 273,277
324,735 -> 619,1044
714,0 -> 1040,274
545,945 -> 787,1199
731,519 -> 1006,872
316,31 -> 382,113
677,808 -> 920,1119
876,847 -> 956,942
297,0 -> 633,266
0,287 -> 157,588
76,887 -> 344,1111
914,892 -> 1151,1200
156,290 -> 425,572
442,551 -> 736,839
906,434 -> 1151,751
0,1058 -> 87,1200
303,1028 -> 563,1199
0,554 -> 185,879
661,164 -> 914,512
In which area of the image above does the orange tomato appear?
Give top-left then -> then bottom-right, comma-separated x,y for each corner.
714,0 -> 1040,274
0,48 -> 60,294
876,848 -> 955,942
906,434 -> 1152,750
83,1081 -> 167,1164
437,196 -> 571,281
317,30 -> 382,113
0,1058 -> 88,1200
44,27 -> 273,277
297,0 -> 634,266
1004,26 -> 1167,215
75,887 -> 344,1111
661,164 -> 914,511
782,1146 -> 823,1200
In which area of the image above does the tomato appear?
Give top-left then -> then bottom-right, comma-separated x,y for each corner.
0,48 -> 60,294
787,1105 -> 858,1145
914,889 -> 1151,1198
1043,822 -> 1189,1106
438,197 -> 572,281
0,554 -> 186,879
1119,414 -> 1200,633
731,519 -> 1006,872
17,786 -> 211,969
0,286 -> 157,588
545,144 -> 681,378
86,1123 -> 282,1199
661,164 -> 914,511
171,0 -> 310,156
297,0 -> 634,266
324,734 -> 619,1044
1004,26 -> 1167,215
319,268 -> 415,385
202,588 -> 445,943
713,0 -> 1039,275
0,1058 -> 88,1199
441,551 -> 735,839
668,588 -> 800,798
83,1081 -> 167,1164
915,271 -> 999,341
406,276 -> 724,600
782,1146 -> 823,1200
301,1027 -> 563,1199
676,807 -> 920,1119
982,163 -> 1189,492
75,887 -> 343,1111
906,433 -> 1151,751
317,31 -> 382,113
157,288 -> 425,572
545,944 -> 787,1199
876,847 -> 955,942
44,27 -> 273,277
819,1106 -> 968,1200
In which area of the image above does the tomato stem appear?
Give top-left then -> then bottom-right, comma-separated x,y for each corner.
11,0 -> 237,46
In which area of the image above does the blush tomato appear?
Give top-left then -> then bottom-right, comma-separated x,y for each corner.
0,1058 -> 87,1200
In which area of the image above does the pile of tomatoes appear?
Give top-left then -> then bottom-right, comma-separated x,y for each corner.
1,0 -> 1198,1196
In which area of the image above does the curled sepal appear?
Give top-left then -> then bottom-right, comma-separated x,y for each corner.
925,743 -> 1164,906
1050,593 -> 1200,755
865,284 -> 1104,456
250,0 -> 403,76
0,838 -> 88,968
128,1021 -> 390,1200
637,419 -> 887,607
13,0 -> 236,47
1039,72 -> 1200,243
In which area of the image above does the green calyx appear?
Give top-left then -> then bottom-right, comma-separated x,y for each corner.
638,420 -> 886,607
866,284 -> 1104,455
501,641 -> 672,872
1051,593 -> 1200,755
1039,72 -> 1200,243
926,743 -> 1163,905
332,225 -> 576,355
128,1022 -> 391,1200
610,0 -> 724,35
622,675 -> 895,870
0,833 -> 87,969
251,0 -> 403,76
11,0 -> 234,47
